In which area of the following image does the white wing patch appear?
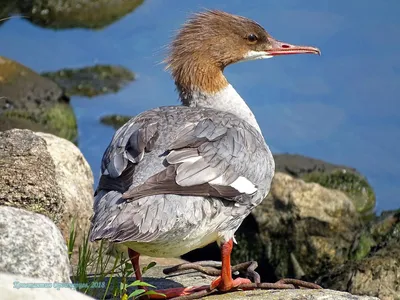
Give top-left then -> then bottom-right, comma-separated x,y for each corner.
209,175 -> 225,185
229,176 -> 257,194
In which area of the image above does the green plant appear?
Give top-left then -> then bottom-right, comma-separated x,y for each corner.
67,221 -> 164,299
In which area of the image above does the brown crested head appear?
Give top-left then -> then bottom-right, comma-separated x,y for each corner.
165,10 -> 320,99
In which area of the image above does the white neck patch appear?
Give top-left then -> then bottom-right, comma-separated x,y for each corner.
190,84 -> 262,135
242,50 -> 273,62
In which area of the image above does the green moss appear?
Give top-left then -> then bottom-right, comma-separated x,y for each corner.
0,115 -> 48,133
350,233 -> 375,261
40,103 -> 78,142
42,65 -> 135,97
3,103 -> 78,143
303,169 -> 376,217
371,210 -> 400,245
349,210 -> 399,262
100,115 -> 132,130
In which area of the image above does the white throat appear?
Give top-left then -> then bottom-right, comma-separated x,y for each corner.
188,84 -> 262,135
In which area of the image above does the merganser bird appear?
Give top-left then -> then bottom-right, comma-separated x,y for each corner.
89,10 -> 320,298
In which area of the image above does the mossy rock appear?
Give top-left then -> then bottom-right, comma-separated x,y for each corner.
42,65 -> 135,98
370,209 -> 400,247
3,103 -> 78,143
350,209 -> 400,261
303,169 -> 375,218
317,210 -> 400,299
18,0 -> 144,29
0,56 -> 65,112
0,56 -> 77,143
39,102 -> 78,142
100,114 -> 132,129
273,154 -> 376,218
0,114 -> 50,133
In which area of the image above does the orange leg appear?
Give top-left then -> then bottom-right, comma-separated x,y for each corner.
128,248 -> 209,299
128,240 -> 251,299
210,239 -> 251,291
128,248 -> 143,282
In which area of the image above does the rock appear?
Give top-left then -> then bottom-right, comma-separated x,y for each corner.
318,244 -> 399,300
0,56 -> 64,112
116,265 -> 378,300
18,0 -> 144,29
274,154 -> 375,218
0,56 -> 77,142
351,209 -> 400,261
0,129 -> 94,256
0,272 -> 95,300
36,132 -> 94,257
42,65 -> 135,98
317,210 -> 400,300
0,206 -> 71,282
273,154 -> 358,176
201,289 -> 379,299
100,114 -> 132,129
251,172 -> 362,280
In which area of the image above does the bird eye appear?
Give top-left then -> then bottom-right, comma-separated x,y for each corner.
246,34 -> 258,44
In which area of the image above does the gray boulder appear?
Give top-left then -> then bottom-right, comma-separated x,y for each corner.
0,272 -> 94,300
0,129 -> 94,256
0,206 -> 71,282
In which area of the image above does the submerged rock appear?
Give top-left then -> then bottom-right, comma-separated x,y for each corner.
100,114 -> 132,129
0,56 -> 77,142
18,0 -> 144,29
42,65 -> 135,98
0,206 -> 71,282
0,129 -> 94,256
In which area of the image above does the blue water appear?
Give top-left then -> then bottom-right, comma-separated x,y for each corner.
1,0 -> 399,212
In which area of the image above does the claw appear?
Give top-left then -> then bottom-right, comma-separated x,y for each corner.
144,285 -> 209,299
210,275 -> 251,291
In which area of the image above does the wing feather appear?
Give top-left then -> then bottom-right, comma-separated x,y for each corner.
91,107 -> 274,244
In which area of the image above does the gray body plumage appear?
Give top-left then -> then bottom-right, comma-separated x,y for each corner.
89,105 -> 274,257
